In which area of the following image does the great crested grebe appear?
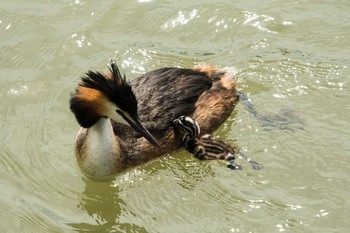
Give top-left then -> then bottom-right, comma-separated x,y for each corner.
70,60 -> 239,177
173,116 -> 263,170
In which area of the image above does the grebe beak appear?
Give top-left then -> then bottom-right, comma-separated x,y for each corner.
117,110 -> 160,148
129,118 -> 161,148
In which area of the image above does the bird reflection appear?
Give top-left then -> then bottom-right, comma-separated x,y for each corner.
68,176 -> 148,232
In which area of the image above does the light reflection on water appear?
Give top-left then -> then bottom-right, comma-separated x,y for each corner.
1,0 -> 350,232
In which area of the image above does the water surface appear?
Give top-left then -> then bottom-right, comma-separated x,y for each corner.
1,0 -> 349,232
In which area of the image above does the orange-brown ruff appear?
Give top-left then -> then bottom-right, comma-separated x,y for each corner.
70,62 -> 239,177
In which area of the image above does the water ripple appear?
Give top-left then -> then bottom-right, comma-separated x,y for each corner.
1,0 -> 350,232
161,9 -> 199,31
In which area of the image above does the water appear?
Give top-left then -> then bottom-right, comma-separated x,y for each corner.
1,0 -> 349,232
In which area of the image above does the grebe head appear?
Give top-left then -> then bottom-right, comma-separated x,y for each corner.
70,60 -> 160,148
173,116 -> 200,142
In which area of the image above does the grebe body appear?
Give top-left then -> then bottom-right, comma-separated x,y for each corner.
70,61 -> 239,177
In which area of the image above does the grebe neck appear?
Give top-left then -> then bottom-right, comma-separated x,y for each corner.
81,117 -> 123,177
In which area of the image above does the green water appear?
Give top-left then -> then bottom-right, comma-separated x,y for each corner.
1,0 -> 349,232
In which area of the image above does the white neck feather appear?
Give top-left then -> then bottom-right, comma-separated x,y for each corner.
81,117 -> 122,177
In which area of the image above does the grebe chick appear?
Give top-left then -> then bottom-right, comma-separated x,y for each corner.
173,116 -> 263,170
70,60 -> 239,177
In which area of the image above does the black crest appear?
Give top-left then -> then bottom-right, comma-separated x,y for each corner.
80,61 -> 138,118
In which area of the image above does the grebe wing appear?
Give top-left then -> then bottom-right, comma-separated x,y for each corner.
131,67 -> 212,136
